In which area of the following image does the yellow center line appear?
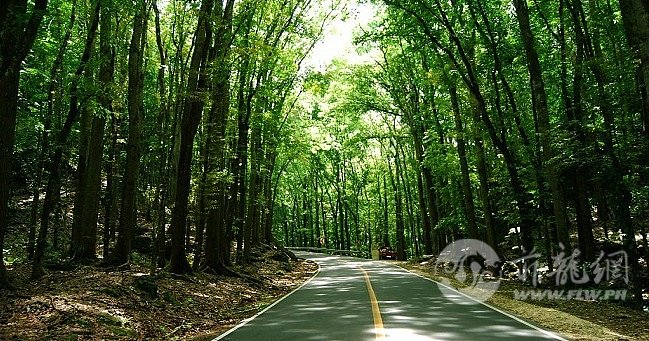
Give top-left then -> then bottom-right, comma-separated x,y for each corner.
359,266 -> 385,340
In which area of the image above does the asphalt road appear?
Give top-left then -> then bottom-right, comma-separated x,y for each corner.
215,252 -> 565,341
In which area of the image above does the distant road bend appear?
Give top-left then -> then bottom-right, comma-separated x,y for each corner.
215,252 -> 566,341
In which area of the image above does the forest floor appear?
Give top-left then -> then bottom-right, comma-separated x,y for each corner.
0,253 -> 318,340
401,261 -> 649,340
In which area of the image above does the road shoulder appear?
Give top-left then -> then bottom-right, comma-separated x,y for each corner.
399,262 -> 649,340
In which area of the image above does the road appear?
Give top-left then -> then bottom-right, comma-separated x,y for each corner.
215,252 -> 565,341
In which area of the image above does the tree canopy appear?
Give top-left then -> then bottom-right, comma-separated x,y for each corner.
1,0 -> 648,308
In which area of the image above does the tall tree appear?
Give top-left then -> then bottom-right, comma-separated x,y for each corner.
169,0 -> 214,274
0,0 -> 49,287
203,0 -> 235,273
71,0 -> 114,262
449,84 -> 479,240
512,0 -> 572,251
32,0 -> 101,279
108,0 -> 148,265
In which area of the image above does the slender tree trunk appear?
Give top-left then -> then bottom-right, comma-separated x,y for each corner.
320,179 -> 328,248
314,172 -> 321,246
103,111 -> 119,257
71,82 -> 92,259
409,113 -> 433,254
449,85 -> 479,240
152,0 -> 168,270
381,174 -> 390,248
244,116 -> 262,260
398,144 -> 418,256
262,151 -> 276,244
474,134 -> 498,252
388,147 -> 407,261
233,70 -> 250,261
193,130 -> 208,271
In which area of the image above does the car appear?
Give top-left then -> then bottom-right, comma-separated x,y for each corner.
378,246 -> 397,260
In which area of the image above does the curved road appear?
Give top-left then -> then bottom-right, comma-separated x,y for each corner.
215,252 -> 565,341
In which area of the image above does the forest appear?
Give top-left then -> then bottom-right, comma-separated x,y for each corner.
1,0 -> 649,316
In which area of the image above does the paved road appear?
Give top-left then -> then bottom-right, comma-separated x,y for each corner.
215,252 -> 565,341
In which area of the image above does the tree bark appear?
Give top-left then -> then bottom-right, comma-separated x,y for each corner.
74,0 -> 112,262
32,0 -> 99,279
152,0 -> 169,270
513,0 -> 572,253
0,0 -> 49,287
203,0 -> 235,273
169,0 -> 213,274
388,144 -> 407,261
449,85 -> 479,240
110,0 -> 147,265
619,0 -> 649,137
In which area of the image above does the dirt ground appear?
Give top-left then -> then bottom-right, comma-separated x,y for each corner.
0,254 -> 318,340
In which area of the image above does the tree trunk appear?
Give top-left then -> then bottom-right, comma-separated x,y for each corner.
169,0 -> 213,274
381,174 -> 390,248
473,134 -> 498,252
152,0 -> 168,270
449,85 -> 479,240
110,1 -> 147,265
0,69 -> 20,287
619,0 -> 649,137
244,116 -> 262,260
389,147 -> 407,261
74,0 -> 112,262
233,67 -> 250,261
27,0 -> 76,260
398,144 -> 418,256
0,0 -> 49,287
32,0 -> 99,279
193,130 -> 208,271
513,0 -> 571,253
203,0 -> 235,273
103,111 -> 119,258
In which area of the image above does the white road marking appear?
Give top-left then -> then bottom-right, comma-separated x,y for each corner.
212,262 -> 321,340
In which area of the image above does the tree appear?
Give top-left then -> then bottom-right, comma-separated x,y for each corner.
32,0 -> 100,279
512,0 -> 571,252
109,0 -> 148,265
0,0 -> 49,287
169,0 -> 213,274
619,0 -> 649,136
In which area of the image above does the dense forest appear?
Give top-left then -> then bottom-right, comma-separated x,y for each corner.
1,0 -> 648,309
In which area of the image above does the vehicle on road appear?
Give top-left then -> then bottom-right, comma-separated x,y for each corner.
378,246 -> 397,260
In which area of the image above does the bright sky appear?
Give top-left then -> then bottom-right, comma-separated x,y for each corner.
304,0 -> 378,70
